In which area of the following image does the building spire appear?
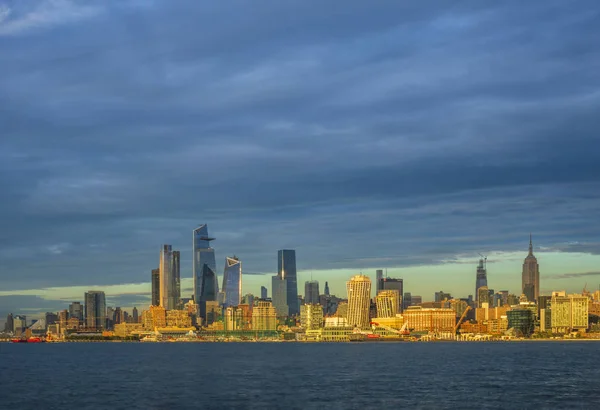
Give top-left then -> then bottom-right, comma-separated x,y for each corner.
529,233 -> 533,255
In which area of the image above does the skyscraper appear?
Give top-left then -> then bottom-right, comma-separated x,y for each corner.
304,280 -> 320,305
324,281 -> 330,296
376,290 -> 399,318
475,258 -> 487,301
381,278 -> 403,312
346,275 -> 371,329
522,235 -> 540,302
159,245 -> 181,310
278,249 -> 299,315
272,275 -> 289,317
151,268 -> 160,306
132,307 -> 139,323
84,291 -> 106,330
222,256 -> 242,308
260,286 -> 268,299
376,269 -> 384,294
4,313 -> 14,333
68,302 -> 83,322
193,225 -> 218,306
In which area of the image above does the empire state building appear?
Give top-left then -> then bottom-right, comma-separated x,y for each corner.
522,235 -> 540,302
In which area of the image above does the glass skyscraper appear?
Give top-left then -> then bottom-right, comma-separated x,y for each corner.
151,268 -> 160,306
193,224 -> 218,303
159,245 -> 181,310
304,280 -> 320,305
222,256 -> 242,308
475,258 -> 488,301
278,249 -> 299,316
84,291 -> 106,330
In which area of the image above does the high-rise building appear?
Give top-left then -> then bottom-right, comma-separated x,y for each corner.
271,276 -> 289,317
507,308 -> 535,336
304,280 -> 320,305
68,302 -> 83,322
193,225 -> 218,314
522,235 -> 540,302
159,245 -> 181,310
346,275 -> 371,329
411,295 -> 422,305
550,293 -> 588,333
376,269 -> 384,294
376,290 -> 400,318
403,293 -> 412,310
222,256 -> 242,308
324,281 -> 330,296
434,291 -> 452,303
380,278 -> 403,312
151,268 -> 160,306
242,293 -> 255,308
84,291 -> 106,330
278,249 -> 299,316
132,307 -> 139,323
252,300 -> 277,331
4,313 -> 14,333
477,286 -> 490,308
13,315 -> 26,334
475,258 -> 488,301
260,286 -> 268,299
300,304 -> 324,330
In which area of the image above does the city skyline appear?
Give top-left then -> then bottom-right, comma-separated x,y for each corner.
2,1 -> 600,323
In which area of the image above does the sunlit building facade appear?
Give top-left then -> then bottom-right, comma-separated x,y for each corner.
252,300 -> 277,331
222,256 -> 242,308
403,307 -> 455,332
84,291 -> 106,330
346,275 -> 371,329
278,249 -> 299,316
159,245 -> 181,310
304,280 -> 320,305
475,258 -> 488,301
193,225 -> 218,316
376,290 -> 400,318
551,293 -> 588,333
272,276 -> 289,317
300,304 -> 324,330
522,235 -> 540,302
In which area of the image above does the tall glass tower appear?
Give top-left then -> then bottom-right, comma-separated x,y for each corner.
222,256 -> 242,308
193,225 -> 218,303
159,245 -> 180,310
84,291 -> 106,330
475,258 -> 488,301
278,249 -> 299,315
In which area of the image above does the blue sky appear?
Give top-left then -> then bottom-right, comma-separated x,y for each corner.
1,0 -> 600,323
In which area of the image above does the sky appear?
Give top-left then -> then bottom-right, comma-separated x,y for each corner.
1,0 -> 600,324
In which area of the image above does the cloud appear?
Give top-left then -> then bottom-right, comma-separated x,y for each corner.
547,271 -> 600,280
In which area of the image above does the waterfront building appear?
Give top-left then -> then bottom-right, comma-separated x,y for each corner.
252,300 -> 277,331
550,293 -> 588,333
149,305 -> 167,329
300,304 -> 324,330
68,302 -> 83,322
4,313 -> 14,333
304,280 -> 320,305
225,305 -> 252,331
475,258 -> 488,301
159,245 -> 181,310
507,308 -> 534,336
539,308 -> 551,332
193,225 -> 219,316
380,278 -> 403,312
376,290 -> 400,318
260,286 -> 268,299
321,326 -> 353,342
151,268 -> 160,306
278,249 -> 299,316
45,312 -> 58,330
84,291 -> 106,330
114,323 -> 143,337
166,310 -> 192,328
272,275 -> 289,317
522,235 -> 540,302
66,317 -> 79,330
346,275 -> 372,329
403,307 -> 455,332
222,256 -> 242,308
376,269 -> 384,294
58,310 -> 68,333
477,286 -> 490,308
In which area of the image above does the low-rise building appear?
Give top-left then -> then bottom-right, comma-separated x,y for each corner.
403,307 -> 455,332
300,304 -> 324,330
252,300 -> 277,331
114,323 -> 143,337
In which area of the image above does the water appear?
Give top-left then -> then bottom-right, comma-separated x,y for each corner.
1,342 -> 599,409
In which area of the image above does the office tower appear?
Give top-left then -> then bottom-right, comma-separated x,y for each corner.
475,258 -> 488,301
242,293 -> 255,309
114,307 -> 123,325
376,269 -> 384,294
550,293 -> 588,333
278,249 -> 299,316
507,309 -> 535,337
304,280 -> 320,305
346,275 -> 371,329
324,281 -> 330,296
403,307 -> 455,332
84,291 -> 106,330
13,315 -> 26,334
522,234 -> 540,302
132,307 -> 139,323
58,309 -> 68,330
376,290 -> 399,318
4,313 -> 14,333
260,286 -> 268,299
193,225 -> 219,312
151,268 -> 160,306
252,300 -> 277,331
381,278 -> 403,312
222,256 -> 242,308
477,286 -> 490,308
272,275 -> 289,317
434,291 -> 452,303
300,304 -> 324,330
498,291 -> 509,306
68,302 -> 83,322
403,293 -> 412,310
412,295 -> 422,305
159,245 -> 181,310
45,312 -> 58,330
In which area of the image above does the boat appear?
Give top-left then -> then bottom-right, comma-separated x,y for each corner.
10,337 -> 45,343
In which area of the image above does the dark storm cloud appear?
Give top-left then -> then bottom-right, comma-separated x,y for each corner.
1,0 -> 600,296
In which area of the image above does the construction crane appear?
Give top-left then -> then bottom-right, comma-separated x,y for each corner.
454,306 -> 472,334
370,321 -> 410,337
478,252 -> 487,269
